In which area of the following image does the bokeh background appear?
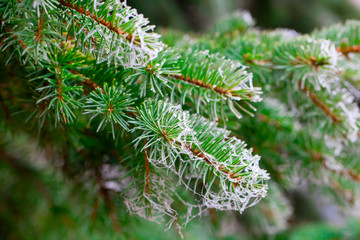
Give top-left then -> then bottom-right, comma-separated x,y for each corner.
129,0 -> 360,33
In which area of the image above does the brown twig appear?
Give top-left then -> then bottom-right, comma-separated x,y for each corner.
12,34 -> 27,49
55,67 -> 67,123
298,82 -> 341,123
68,69 -> 103,93
172,74 -> 231,95
336,45 -> 360,58
59,0 -> 137,43
155,130 -> 243,188
292,56 -> 326,72
182,142 -> 242,187
144,145 -> 151,195
133,114 -> 243,188
66,12 -> 98,46
35,13 -> 44,43
312,152 -> 360,182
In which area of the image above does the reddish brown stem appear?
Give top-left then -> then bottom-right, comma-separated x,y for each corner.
293,56 -> 325,72
336,45 -> 360,58
299,82 -> 341,123
67,12 -> 98,46
313,152 -> 360,182
137,121 -> 243,188
35,14 -> 44,43
166,136 -> 242,188
13,34 -> 27,49
68,69 -> 103,93
172,74 -> 233,96
144,146 -> 151,195
59,0 -> 137,43
55,68 -> 67,123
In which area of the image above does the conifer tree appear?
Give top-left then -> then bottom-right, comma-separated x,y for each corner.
1,0 -> 360,238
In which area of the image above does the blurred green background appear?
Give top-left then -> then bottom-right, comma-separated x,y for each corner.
129,0 -> 360,33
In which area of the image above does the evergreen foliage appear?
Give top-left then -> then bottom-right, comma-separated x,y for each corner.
1,0 -> 360,238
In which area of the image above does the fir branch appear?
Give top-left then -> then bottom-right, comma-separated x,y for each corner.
12,33 -> 28,49
35,12 -> 44,43
59,0 -> 135,43
68,13 -> 98,46
0,4 -> 63,63
175,50 -> 260,102
273,38 -> 338,73
299,82 -> 342,123
127,49 -> 180,97
336,45 -> 360,58
312,152 -> 360,182
171,74 -> 233,96
313,20 -> 360,58
34,52 -> 84,124
68,68 -> 103,92
144,142 -> 151,195
84,83 -> 134,138
291,55 -> 328,72
132,100 -> 269,212
134,49 -> 262,118
152,129 -> 245,186
59,0 -> 163,68
180,141 -> 243,188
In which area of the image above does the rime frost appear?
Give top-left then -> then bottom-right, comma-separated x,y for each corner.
65,0 -> 163,68
129,100 -> 269,227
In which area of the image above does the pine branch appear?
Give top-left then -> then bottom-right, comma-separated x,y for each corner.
313,20 -> 360,58
68,69 -> 102,92
299,82 -> 342,123
171,74 -> 233,96
273,38 -> 338,75
336,45 -> 360,59
4,1 -> 360,232
59,0 -> 135,42
58,0 -> 163,68
312,152 -> 360,182
133,48 -> 261,119
132,100 -> 269,212
84,83 -> 134,138
68,13 -> 98,46
143,142 -> 151,195
35,11 -> 44,43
